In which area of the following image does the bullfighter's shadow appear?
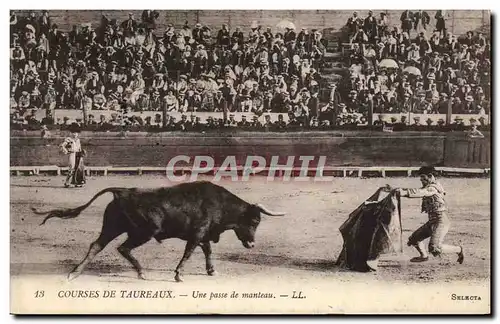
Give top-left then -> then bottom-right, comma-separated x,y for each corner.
218,252 -> 408,273
218,252 -> 340,272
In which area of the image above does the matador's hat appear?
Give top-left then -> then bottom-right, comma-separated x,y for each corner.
68,122 -> 81,133
417,166 -> 437,176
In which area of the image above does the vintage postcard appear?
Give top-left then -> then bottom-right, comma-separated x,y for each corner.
9,8 -> 491,315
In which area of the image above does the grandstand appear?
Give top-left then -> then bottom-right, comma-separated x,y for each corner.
10,10 -> 491,132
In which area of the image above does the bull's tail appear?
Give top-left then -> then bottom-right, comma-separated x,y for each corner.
32,187 -> 123,225
255,203 -> 286,216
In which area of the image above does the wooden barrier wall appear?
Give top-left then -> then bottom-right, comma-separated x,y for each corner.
444,136 -> 491,168
10,131 -> 490,169
9,132 -> 446,168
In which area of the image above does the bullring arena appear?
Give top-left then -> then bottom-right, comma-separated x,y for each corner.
10,173 -> 490,313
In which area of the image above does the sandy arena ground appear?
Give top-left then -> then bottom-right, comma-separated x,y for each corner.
9,175 -> 491,314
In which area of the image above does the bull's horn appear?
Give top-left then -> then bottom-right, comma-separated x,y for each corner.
255,203 -> 286,216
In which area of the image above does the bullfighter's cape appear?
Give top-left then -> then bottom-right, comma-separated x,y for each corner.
336,187 -> 403,272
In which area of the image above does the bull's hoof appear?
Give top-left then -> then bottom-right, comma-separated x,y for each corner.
207,269 -> 217,276
67,271 -> 80,281
138,272 -> 147,280
174,274 -> 183,282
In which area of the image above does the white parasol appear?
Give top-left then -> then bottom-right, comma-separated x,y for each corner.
378,59 -> 399,69
276,20 -> 296,30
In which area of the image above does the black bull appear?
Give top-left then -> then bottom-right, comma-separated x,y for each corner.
32,181 -> 285,282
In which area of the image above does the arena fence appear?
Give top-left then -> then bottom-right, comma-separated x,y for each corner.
10,165 -> 490,178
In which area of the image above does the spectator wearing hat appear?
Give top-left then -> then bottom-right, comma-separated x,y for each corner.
270,114 -> 285,129
461,31 -> 475,47
436,93 -> 449,114
217,24 -> 231,48
257,114 -> 271,130
174,114 -> 188,131
444,33 -> 459,54
212,90 -> 225,112
142,60 -> 156,87
372,92 -> 387,113
425,69 -> 437,88
128,72 -> 145,98
191,23 -> 203,44
87,71 -> 104,95
400,10 -> 414,35
377,13 -> 389,36
413,92 -> 432,113
105,92 -> 121,110
141,10 -> 159,30
363,11 -> 378,42
429,30 -> 442,51
236,115 -> 250,127
397,92 -> 412,113
457,44 -> 471,68
250,115 -> 262,129
467,123 -> 484,138
346,12 -> 363,37
413,10 -> 430,32
427,52 -> 441,75
145,90 -> 160,111
394,43 -> 407,64
18,91 -> 30,111
237,94 -> 251,112
434,10 -> 447,36
47,24 -> 63,51
189,116 -> 203,131
296,28 -> 309,44
476,32 -> 487,49
318,99 -> 335,124
451,97 -> 463,114
223,114 -> 236,127
462,95 -> 477,114
229,27 -> 243,47
121,13 -> 138,34
407,43 -> 420,65
287,111 -> 302,127
133,92 -> 148,111
178,22 -> 192,43
163,89 -> 179,112
475,88 -> 489,113
426,83 -> 440,111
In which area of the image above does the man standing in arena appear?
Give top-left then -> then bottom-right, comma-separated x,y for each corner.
59,123 -> 86,188
394,166 -> 464,264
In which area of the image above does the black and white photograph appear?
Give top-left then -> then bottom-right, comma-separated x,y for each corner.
8,6 -> 491,315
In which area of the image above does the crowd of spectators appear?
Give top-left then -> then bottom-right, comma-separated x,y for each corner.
10,10 -> 490,132
332,10 -> 490,125
10,10 -> 329,130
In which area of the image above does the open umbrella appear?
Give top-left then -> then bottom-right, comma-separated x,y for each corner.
403,66 -> 421,76
378,59 -> 398,69
276,20 -> 296,30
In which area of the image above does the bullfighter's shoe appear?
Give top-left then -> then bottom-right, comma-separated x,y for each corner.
457,246 -> 464,264
410,256 -> 429,262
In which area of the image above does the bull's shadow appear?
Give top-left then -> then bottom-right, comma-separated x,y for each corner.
10,261 -> 205,282
10,184 -> 76,189
217,252 -> 340,272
